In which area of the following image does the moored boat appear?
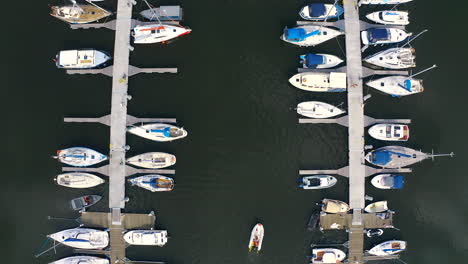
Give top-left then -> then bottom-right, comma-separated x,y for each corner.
366,76 -> 423,97
281,26 -> 343,47
364,201 -> 389,213
300,53 -> 343,69
132,24 -> 191,44
368,240 -> 407,256
299,4 -> 344,20
321,199 -> 349,214
48,228 -> 109,249
311,248 -> 346,263
50,256 -> 109,264
289,72 -> 347,92
248,223 -> 264,252
366,229 -> 384,238
299,175 -> 337,190
53,147 -> 108,167
70,195 -> 102,211
126,152 -> 176,169
365,146 -> 454,168
123,230 -> 168,246
297,101 -> 345,119
55,49 -> 111,69
361,28 -> 411,45
371,174 -> 404,189
50,4 -> 112,24
128,175 -> 174,192
307,211 -> 320,231
366,11 -> 409,25
368,124 -> 409,141
127,123 -> 187,142
360,0 -> 413,5
140,5 -> 183,21
55,172 -> 105,188
364,48 -> 415,69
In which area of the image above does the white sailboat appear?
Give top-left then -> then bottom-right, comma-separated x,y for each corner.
368,240 -> 407,256
127,123 -> 187,142
128,175 -> 174,192
364,48 -> 416,69
48,228 -> 109,249
248,223 -> 264,252
123,230 -> 168,246
360,0 -> 413,5
366,76 -> 423,96
55,49 -> 111,69
368,124 -> 409,141
289,72 -> 347,92
126,152 -> 176,169
50,0 -> 112,24
50,256 -> 109,264
366,11 -> 409,25
281,25 -> 343,47
53,147 -> 108,167
361,28 -> 411,45
132,24 -> 191,44
364,201 -> 389,213
300,53 -> 343,69
55,172 -> 105,188
297,101 -> 345,119
299,175 -> 337,190
311,248 -> 346,263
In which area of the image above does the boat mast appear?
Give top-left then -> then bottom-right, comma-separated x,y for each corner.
409,64 -> 437,78
84,0 -> 109,13
69,0 -> 84,13
143,0 -> 163,26
318,0 -> 340,33
401,30 -> 428,48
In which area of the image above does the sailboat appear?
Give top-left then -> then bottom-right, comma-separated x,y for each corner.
366,11 -> 409,25
300,53 -> 343,69
281,25 -> 343,47
297,101 -> 345,119
128,175 -> 174,192
248,223 -> 264,252
299,3 -> 344,21
50,256 -> 109,264
311,248 -> 346,263
289,72 -> 347,92
48,228 -> 109,249
360,0 -> 413,5
55,49 -> 111,69
126,152 -> 176,169
365,146 -> 454,168
368,123 -> 409,141
127,123 -> 187,142
124,230 -> 168,246
371,174 -> 405,189
132,24 -> 192,44
50,0 -> 112,24
364,48 -> 416,69
366,76 -> 423,97
53,147 -> 107,167
368,240 -> 407,256
361,28 -> 411,45
55,172 -> 105,188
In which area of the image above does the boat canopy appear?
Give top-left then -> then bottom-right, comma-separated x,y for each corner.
305,53 -> 325,68
402,79 -> 412,91
392,175 -> 404,189
322,253 -> 337,263
150,127 -> 172,137
285,28 -> 320,42
368,29 -> 389,42
309,4 -> 326,17
371,151 -> 392,165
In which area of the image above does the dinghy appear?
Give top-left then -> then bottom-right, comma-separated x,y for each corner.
132,24 -> 191,44
299,175 -> 337,190
368,124 -> 409,141
128,175 -> 174,192
365,201 -> 389,213
366,229 -> 384,238
299,4 -> 344,20
307,211 -> 320,231
371,174 -> 404,189
50,3 -> 112,24
366,76 -> 423,97
70,195 -> 102,211
127,123 -> 187,142
297,101 -> 345,119
366,11 -> 409,25
55,49 -> 111,69
321,199 -> 349,214
50,256 -> 109,264
281,26 -> 343,47
361,28 -> 411,45
48,228 -> 109,249
300,53 -> 343,69
140,5 -> 183,21
54,147 -> 107,167
364,48 -> 415,69
289,72 -> 347,92
360,0 -> 413,5
124,230 -> 168,246
126,152 -> 176,169
366,146 -> 453,168
368,240 -> 407,256
248,223 -> 264,252
55,172 -> 104,188
311,248 -> 346,264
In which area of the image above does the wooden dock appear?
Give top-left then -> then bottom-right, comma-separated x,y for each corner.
319,213 -> 394,230
79,212 -> 156,229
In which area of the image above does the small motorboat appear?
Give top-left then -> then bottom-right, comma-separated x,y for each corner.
360,0 -> 413,5
365,146 -> 454,168
364,48 -> 416,69
140,5 -> 183,21
126,152 -> 176,169
53,147 -> 108,167
128,175 -> 174,192
368,124 -> 409,141
123,230 -> 168,246
297,101 -> 345,119
127,123 -> 187,142
55,172 -> 105,188
281,26 -> 343,47
132,24 -> 191,44
361,28 -> 411,45
307,211 -> 320,231
321,199 -> 350,214
70,195 -> 102,211
366,11 -> 409,25
55,49 -> 111,69
371,174 -> 405,189
368,240 -> 407,256
300,53 -> 343,69
299,175 -> 337,190
48,228 -> 109,249
366,229 -> 384,238
248,223 -> 264,252
365,201 -> 389,213
311,248 -> 346,263
366,76 -> 423,97
50,256 -> 109,264
299,4 -> 344,20
50,4 -> 112,24
289,72 -> 347,92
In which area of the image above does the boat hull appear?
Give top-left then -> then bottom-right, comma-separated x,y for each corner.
365,201 -> 388,213
364,48 -> 415,69
126,152 -> 176,169
49,228 -> 109,249
366,11 -> 409,25
133,24 -> 191,44
361,28 -> 411,45
56,49 -> 111,69
281,25 -> 343,47
366,76 -> 423,96
369,240 -> 407,256
50,256 -> 109,264
365,146 -> 428,168
299,4 -> 344,21
128,175 -> 174,192
127,123 -> 187,142
371,174 -> 404,189
55,147 -> 107,167
50,5 -> 112,24
300,175 -> 337,189
321,199 -> 350,213
248,224 -> 264,252
289,72 -> 347,92
368,124 -> 409,141
311,248 -> 346,263
301,53 -> 344,69
56,172 -> 105,188
124,230 -> 168,246
297,101 -> 345,118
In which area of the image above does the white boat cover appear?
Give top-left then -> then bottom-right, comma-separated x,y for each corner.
123,230 -> 168,246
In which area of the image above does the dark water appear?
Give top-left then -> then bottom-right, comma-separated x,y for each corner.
2,0 -> 468,263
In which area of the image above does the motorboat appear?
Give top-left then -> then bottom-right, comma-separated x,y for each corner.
55,49 -> 111,69
311,248 -> 346,263
70,195 -> 102,211
360,0 -> 413,5
248,223 -> 264,252
281,26 -> 343,47
321,199 -> 349,214
366,76 -> 423,97
48,228 -> 109,249
299,4 -> 344,20
365,201 -> 389,213
126,152 -> 176,169
366,11 -> 409,25
123,230 -> 168,246
368,124 -> 409,141
127,123 -> 187,142
300,53 -> 343,69
140,5 -> 183,21
368,240 -> 407,256
50,4 -> 112,24
289,72 -> 347,92
361,28 -> 411,45
132,24 -> 191,44
53,147 -> 107,167
50,256 -> 109,264
371,174 -> 404,189
297,101 -> 345,119
55,172 -> 105,188
364,48 -> 416,69
366,229 -> 384,238
299,175 -> 337,190
366,146 -> 453,168
128,175 -> 174,192
307,211 -> 320,231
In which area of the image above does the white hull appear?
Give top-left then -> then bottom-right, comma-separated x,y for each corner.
297,101 -> 345,119
321,199 -> 350,214
133,24 -> 191,44
311,248 -> 346,263
300,175 -> 337,189
371,174 -> 404,189
55,172 -> 105,188
301,53 -> 343,69
368,124 -> 409,141
366,11 -> 409,25
364,48 -> 415,69
289,72 -> 347,92
124,230 -> 168,246
56,49 -> 111,69
248,224 -> 264,252
55,147 -> 107,167
127,123 -> 187,142
50,256 -> 109,264
360,0 -> 413,4
369,240 -> 407,256
126,152 -> 176,169
366,76 -> 423,96
361,28 -> 411,45
365,146 -> 430,168
299,4 -> 342,20
281,26 -> 343,47
128,175 -> 174,192
49,228 -> 109,249
365,201 -> 389,213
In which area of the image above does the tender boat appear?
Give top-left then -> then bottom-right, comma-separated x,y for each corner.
281,26 -> 343,47
366,229 -> 384,238
366,76 -> 423,97
299,4 -> 344,20
132,24 -> 191,44
366,11 -> 409,25
311,248 -> 346,264
307,211 -> 320,231
140,5 -> 183,21
289,72 -> 347,92
300,53 -> 343,69
70,195 -> 102,211
368,240 -> 407,256
321,199 -> 350,214
53,147 -> 108,167
50,256 -> 109,264
371,174 -> 404,189
368,124 -> 409,141
297,101 -> 345,119
248,223 -> 264,252
360,0 -> 413,5
361,28 -> 411,45
365,201 -> 389,213
128,175 -> 174,192
123,230 -> 168,246
127,123 -> 187,142
126,152 -> 176,169
55,172 -> 105,188
50,4 -> 112,24
55,49 -> 111,69
299,175 -> 337,190
364,48 -> 416,69
48,228 -> 109,249
366,146 -> 452,168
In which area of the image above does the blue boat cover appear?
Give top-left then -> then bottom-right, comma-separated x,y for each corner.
404,79 -> 412,91
392,175 -> 404,189
309,4 -> 326,17
305,53 -> 325,68
64,238 -> 89,243
371,150 -> 392,165
384,12 -> 400,16
285,28 -> 306,41
369,28 -> 389,43
150,127 -> 172,137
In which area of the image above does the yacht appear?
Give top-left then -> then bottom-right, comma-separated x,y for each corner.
371,174 -> 404,189
50,4 -> 112,24
50,256 -> 109,264
311,248 -> 346,263
368,124 -> 409,141
127,123 -> 187,142
300,53 -> 343,69
124,230 -> 168,246
126,152 -> 176,169
366,76 -> 423,97
364,48 -> 415,69
297,101 -> 345,118
366,11 -> 409,25
55,49 -> 111,69
289,72 -> 347,92
132,24 -> 191,44
368,240 -> 407,256
281,26 -> 343,47
128,175 -> 174,192
299,175 -> 337,190
55,172 -> 104,188
361,28 -> 411,45
53,147 -> 107,167
248,223 -> 264,252
48,228 -> 108,249
299,4 -> 343,20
